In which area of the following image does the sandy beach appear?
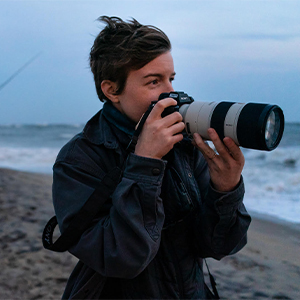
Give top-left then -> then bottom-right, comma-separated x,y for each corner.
0,167 -> 299,299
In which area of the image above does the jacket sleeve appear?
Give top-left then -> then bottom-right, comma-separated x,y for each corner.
53,151 -> 166,279
193,150 -> 251,260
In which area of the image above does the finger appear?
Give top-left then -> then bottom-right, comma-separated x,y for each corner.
171,132 -> 184,144
162,111 -> 183,126
223,137 -> 244,162
207,128 -> 232,159
168,121 -> 185,135
193,133 -> 218,160
149,98 -> 178,120
207,128 -> 244,163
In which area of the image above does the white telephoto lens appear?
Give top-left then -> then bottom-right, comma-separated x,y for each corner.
179,102 -> 218,140
223,103 -> 247,145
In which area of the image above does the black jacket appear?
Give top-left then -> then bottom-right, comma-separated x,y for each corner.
52,103 -> 251,299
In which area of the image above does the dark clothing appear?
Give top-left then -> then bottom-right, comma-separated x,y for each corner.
53,102 -> 251,299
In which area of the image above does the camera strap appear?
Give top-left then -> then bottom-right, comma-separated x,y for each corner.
126,102 -> 156,153
204,259 -> 220,299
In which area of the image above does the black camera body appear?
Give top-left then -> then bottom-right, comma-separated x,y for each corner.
153,91 -> 194,117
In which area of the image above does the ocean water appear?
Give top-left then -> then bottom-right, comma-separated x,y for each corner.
0,122 -> 299,224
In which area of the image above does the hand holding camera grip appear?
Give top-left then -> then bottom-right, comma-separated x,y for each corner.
151,100 -> 179,118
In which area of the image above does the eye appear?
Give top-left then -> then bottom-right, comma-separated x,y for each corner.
150,79 -> 159,85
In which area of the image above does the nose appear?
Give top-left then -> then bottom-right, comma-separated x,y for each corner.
165,80 -> 174,93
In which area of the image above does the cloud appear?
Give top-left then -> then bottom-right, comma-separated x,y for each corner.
1,0 -> 300,123
222,33 -> 300,41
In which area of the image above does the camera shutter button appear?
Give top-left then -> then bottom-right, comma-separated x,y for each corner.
152,168 -> 161,175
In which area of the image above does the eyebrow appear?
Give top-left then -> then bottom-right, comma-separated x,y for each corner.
143,72 -> 176,79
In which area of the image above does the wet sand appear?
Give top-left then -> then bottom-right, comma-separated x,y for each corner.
0,168 -> 299,299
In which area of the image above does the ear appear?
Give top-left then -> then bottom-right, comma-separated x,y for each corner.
101,80 -> 120,103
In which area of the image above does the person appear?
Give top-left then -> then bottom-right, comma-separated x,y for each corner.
52,16 -> 251,299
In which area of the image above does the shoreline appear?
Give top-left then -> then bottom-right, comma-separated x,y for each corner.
5,166 -> 300,229
1,167 -> 300,299
247,210 -> 300,232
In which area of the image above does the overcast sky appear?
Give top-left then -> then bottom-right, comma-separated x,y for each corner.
0,0 -> 299,124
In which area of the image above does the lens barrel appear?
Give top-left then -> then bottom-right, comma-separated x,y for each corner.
179,101 -> 284,151
236,103 -> 284,150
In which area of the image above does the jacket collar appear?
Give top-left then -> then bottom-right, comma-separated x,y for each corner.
102,101 -> 136,136
82,102 -> 136,149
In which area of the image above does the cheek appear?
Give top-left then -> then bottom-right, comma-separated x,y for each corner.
129,97 -> 153,122
119,88 -> 155,122
131,104 -> 150,123
121,100 -> 147,123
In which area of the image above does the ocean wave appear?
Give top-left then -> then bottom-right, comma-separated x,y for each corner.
245,192 -> 300,224
57,133 -> 76,140
0,123 -> 84,129
0,147 -> 59,173
243,150 -> 300,224
244,146 -> 300,169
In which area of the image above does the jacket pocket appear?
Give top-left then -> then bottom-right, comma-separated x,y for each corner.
161,166 -> 194,229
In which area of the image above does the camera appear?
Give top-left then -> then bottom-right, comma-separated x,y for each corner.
157,91 -> 284,151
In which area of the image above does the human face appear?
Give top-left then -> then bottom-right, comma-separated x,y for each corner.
113,51 -> 175,123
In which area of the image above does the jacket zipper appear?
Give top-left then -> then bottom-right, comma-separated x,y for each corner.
179,182 -> 193,207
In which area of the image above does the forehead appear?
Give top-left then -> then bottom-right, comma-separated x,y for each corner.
133,52 -> 175,79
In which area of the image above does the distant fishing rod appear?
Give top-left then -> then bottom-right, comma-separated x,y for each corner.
0,51 -> 42,92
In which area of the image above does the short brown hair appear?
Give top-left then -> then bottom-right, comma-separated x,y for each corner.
90,16 -> 171,102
